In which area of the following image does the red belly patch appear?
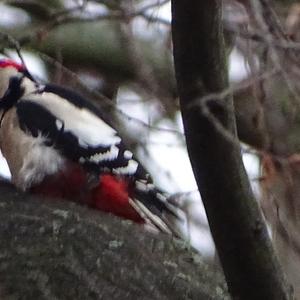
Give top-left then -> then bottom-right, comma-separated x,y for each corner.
30,166 -> 143,223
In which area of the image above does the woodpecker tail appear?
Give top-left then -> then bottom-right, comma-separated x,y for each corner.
130,180 -> 185,236
90,174 -> 184,236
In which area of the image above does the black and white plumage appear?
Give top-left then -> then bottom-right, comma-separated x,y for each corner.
0,61 -> 181,234
1,74 -> 139,179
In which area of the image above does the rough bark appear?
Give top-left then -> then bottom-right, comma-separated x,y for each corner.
171,1 -> 291,299
0,184 -> 229,300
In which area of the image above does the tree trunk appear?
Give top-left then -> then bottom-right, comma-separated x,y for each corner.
171,0 -> 291,299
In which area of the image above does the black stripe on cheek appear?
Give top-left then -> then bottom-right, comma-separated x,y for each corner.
0,76 -> 25,110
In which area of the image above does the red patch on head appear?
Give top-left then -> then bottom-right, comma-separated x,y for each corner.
0,59 -> 25,72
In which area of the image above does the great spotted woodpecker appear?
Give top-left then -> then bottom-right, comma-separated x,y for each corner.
0,58 -> 180,234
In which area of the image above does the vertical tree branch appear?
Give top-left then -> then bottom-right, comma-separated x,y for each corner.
171,1 -> 291,299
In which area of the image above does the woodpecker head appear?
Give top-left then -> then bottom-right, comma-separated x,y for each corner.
0,59 -> 26,97
0,59 -> 38,113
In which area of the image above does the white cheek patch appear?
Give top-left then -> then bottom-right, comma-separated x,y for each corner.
113,159 -> 138,175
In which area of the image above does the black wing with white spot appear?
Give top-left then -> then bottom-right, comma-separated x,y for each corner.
16,98 -> 146,178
